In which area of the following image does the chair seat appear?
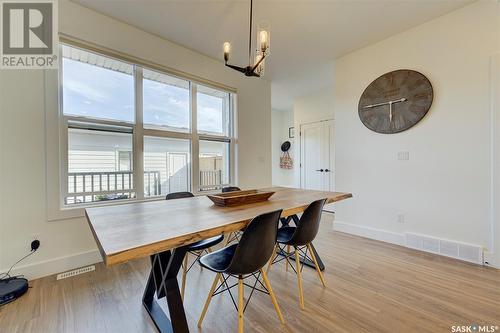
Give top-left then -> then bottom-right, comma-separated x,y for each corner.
276,226 -> 296,244
199,244 -> 238,272
188,234 -> 225,252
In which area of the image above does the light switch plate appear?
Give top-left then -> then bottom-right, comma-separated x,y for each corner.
397,151 -> 409,160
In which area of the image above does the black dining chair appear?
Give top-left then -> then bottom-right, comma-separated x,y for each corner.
222,186 -> 242,193
267,198 -> 327,310
221,186 -> 244,245
165,192 -> 225,301
197,209 -> 285,333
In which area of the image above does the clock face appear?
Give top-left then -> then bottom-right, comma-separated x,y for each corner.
358,69 -> 433,134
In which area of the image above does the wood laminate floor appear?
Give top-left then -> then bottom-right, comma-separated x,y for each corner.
1,214 -> 499,333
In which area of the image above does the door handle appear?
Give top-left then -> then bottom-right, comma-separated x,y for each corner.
316,169 -> 324,172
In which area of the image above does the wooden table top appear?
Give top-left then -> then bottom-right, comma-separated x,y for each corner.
85,187 -> 352,266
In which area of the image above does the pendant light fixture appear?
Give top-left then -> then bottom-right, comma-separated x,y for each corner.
223,0 -> 269,77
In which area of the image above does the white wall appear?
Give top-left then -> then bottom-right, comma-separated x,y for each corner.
0,0 -> 271,279
292,88 -> 334,187
491,54 -> 500,268
271,109 -> 294,186
333,2 -> 499,261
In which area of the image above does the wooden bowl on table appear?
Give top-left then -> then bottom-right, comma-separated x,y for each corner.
207,189 -> 275,207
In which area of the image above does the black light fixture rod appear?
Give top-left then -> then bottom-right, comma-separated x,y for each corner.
248,0 -> 253,65
223,0 -> 266,77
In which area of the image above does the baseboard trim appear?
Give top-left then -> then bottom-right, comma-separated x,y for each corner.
1,249 -> 102,281
483,251 -> 500,268
333,221 -> 406,246
333,221 -> 498,268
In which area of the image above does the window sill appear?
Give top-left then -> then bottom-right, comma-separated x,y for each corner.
47,189 -> 230,222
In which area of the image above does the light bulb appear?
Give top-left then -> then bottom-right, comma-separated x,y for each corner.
254,53 -> 265,75
223,42 -> 231,62
259,30 -> 269,52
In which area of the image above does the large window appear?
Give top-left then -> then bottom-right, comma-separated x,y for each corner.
66,125 -> 134,205
199,140 -> 230,191
197,85 -> 230,136
143,69 -> 190,132
61,44 -> 236,206
62,46 -> 134,122
144,137 -> 190,197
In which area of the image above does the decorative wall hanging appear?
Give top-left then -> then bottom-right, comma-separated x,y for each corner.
280,141 -> 293,169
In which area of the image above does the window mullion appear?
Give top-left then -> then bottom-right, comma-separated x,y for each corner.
61,116 -> 70,205
63,115 -> 134,129
191,83 -> 200,193
198,135 -> 231,142
143,128 -> 192,140
134,66 -> 144,200
230,93 -> 237,186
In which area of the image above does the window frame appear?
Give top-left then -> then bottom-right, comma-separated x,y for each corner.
58,43 -> 237,209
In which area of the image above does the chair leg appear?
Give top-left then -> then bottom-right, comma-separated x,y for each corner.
285,245 -> 290,272
225,232 -> 233,246
266,244 -> 278,273
260,269 -> 285,324
238,276 -> 244,333
295,248 -> 305,310
198,250 -> 204,271
307,243 -> 326,287
181,254 -> 188,301
197,273 -> 221,327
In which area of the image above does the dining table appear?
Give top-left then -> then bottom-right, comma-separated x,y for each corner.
85,186 -> 352,333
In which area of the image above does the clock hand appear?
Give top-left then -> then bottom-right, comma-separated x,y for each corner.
389,101 -> 393,123
362,97 -> 407,109
390,98 -> 406,123
362,101 -> 390,109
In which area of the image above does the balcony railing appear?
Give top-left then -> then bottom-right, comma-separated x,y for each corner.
199,170 -> 225,191
65,169 -> 226,204
144,171 -> 161,197
66,170 -> 160,205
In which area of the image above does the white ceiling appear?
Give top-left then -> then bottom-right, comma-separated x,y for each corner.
72,0 -> 473,111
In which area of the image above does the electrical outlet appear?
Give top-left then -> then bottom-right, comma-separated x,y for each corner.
397,214 -> 405,224
30,234 -> 41,250
31,239 -> 40,251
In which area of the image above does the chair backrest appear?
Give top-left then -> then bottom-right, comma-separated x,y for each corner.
290,198 -> 327,246
225,209 -> 282,275
165,192 -> 194,200
221,186 -> 241,193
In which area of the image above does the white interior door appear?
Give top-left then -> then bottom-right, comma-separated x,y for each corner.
300,120 -> 334,191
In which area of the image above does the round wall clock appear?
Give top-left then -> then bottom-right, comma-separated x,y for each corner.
358,69 -> 433,134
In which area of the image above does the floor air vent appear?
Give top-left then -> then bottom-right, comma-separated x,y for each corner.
56,265 -> 95,280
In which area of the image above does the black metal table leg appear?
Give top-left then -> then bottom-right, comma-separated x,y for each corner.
278,214 -> 326,271
143,246 -> 189,333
